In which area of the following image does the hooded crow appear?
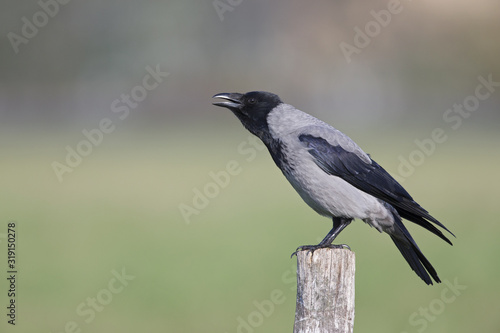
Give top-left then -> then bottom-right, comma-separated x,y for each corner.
213,91 -> 454,285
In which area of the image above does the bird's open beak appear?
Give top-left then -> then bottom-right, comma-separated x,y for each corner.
212,93 -> 243,109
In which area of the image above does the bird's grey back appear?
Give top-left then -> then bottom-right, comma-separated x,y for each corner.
267,103 -> 371,164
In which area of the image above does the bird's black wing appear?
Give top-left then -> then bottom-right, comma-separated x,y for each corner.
299,134 -> 454,244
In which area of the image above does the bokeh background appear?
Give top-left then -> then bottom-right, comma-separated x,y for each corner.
1,0 -> 499,332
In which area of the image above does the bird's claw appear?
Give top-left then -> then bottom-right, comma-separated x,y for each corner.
290,244 -> 351,258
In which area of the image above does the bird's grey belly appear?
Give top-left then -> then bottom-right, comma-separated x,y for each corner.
282,158 -> 390,225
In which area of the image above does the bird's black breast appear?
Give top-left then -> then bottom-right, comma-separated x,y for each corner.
265,138 -> 292,172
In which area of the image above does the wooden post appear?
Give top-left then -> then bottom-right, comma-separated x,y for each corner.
294,248 -> 355,333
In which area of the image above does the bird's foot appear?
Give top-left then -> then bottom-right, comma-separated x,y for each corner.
290,244 -> 350,258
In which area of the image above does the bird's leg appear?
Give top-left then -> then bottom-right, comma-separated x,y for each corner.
291,217 -> 352,257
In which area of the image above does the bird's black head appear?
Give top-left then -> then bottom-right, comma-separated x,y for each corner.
212,91 -> 282,139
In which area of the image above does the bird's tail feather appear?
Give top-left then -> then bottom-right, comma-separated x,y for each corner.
389,209 -> 441,285
390,234 -> 440,285
398,210 -> 453,245
396,199 -> 456,240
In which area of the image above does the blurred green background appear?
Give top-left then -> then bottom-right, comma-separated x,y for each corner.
1,0 -> 499,332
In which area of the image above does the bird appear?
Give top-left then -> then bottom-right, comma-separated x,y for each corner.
212,91 -> 454,285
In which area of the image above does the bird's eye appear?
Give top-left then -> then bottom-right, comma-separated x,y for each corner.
248,98 -> 257,105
